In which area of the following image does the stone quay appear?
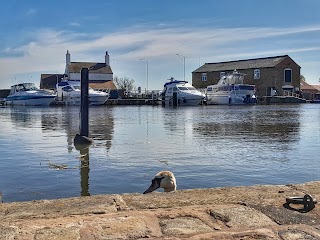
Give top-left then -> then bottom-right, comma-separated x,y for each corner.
1,181 -> 319,239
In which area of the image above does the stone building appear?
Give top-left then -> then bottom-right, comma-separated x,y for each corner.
192,55 -> 301,97
40,51 -> 116,91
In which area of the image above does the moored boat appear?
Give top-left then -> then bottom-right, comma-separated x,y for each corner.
5,83 -> 55,106
56,81 -> 109,106
206,70 -> 257,105
162,78 -> 205,106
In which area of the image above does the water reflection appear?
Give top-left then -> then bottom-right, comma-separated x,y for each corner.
10,107 -> 49,129
79,147 -> 90,196
89,107 -> 114,151
192,106 -> 300,144
6,106 -> 114,200
40,106 -> 115,152
2,104 -> 319,202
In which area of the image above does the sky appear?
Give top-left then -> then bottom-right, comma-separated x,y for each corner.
1,0 -> 320,90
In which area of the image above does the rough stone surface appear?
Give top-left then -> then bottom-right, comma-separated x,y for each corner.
279,229 -> 319,240
0,225 -> 18,240
209,205 -> 277,229
83,215 -> 151,239
160,217 -> 212,236
0,181 -> 319,239
34,226 -> 80,240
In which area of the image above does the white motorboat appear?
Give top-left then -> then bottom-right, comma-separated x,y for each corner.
5,83 -> 55,106
206,70 -> 257,105
162,78 -> 205,106
56,81 -> 109,106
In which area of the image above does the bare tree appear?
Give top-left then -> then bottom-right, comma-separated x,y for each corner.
113,76 -> 135,91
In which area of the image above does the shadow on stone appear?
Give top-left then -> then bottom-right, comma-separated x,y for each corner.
283,202 -> 315,213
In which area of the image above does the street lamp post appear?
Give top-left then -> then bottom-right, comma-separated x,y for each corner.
176,54 -> 185,81
139,59 -> 149,93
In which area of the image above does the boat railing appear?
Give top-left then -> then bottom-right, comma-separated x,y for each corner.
120,89 -> 163,99
283,90 -> 303,99
198,88 -> 207,94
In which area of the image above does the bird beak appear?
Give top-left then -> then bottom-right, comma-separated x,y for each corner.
143,177 -> 162,194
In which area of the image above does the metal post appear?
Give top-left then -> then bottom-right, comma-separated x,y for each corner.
146,60 -> 149,94
139,58 -> 149,95
80,68 -> 89,137
183,56 -> 185,81
176,54 -> 186,81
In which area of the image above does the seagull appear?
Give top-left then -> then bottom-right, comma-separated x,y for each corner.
143,171 -> 177,194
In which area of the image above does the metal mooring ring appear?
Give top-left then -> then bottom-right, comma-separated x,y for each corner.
286,194 -> 317,209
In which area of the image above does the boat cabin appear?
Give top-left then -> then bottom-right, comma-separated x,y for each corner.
10,83 -> 38,94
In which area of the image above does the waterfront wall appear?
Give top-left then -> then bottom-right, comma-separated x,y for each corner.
1,181 -> 319,239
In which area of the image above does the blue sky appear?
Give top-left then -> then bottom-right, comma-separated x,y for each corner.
1,0 -> 320,90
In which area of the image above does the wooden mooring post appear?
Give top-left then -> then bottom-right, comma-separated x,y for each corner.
173,92 -> 178,106
80,68 -> 89,137
74,68 -> 93,147
162,94 -> 165,106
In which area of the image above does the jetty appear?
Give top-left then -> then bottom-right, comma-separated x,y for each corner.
1,181 -> 319,239
258,96 -> 306,104
258,91 -> 307,104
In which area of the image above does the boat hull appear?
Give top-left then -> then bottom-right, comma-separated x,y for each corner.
206,93 -> 257,105
6,96 -> 55,106
62,95 -> 108,106
164,96 -> 204,106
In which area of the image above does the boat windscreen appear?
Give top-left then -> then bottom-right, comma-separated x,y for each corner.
177,86 -> 188,91
187,86 -> 196,90
23,83 -> 37,90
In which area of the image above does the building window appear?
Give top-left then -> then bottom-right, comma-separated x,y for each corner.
284,68 -> 292,83
254,69 -> 260,79
201,73 -> 207,81
220,72 -> 225,79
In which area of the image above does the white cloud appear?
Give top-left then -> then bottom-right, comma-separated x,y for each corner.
1,24 -> 320,89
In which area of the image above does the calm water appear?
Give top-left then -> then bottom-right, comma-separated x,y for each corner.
0,104 -> 319,202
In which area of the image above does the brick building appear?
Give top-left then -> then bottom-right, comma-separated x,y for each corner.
300,80 -> 320,100
192,55 -> 301,97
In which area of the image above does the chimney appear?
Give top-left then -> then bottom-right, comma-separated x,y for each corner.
105,51 -> 110,66
66,50 -> 71,65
